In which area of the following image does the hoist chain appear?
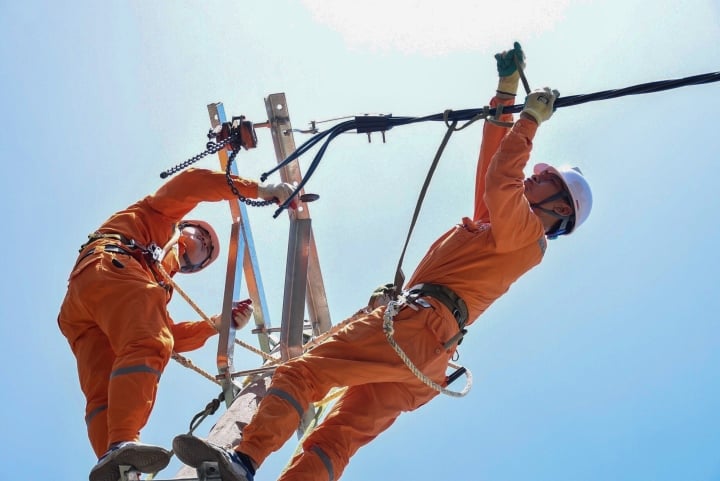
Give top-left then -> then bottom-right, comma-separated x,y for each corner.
224,148 -> 274,207
158,131 -> 273,207
159,137 -> 236,179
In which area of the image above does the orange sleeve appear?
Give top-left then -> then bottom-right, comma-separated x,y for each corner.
473,96 -> 516,222
147,168 -> 260,220
484,117 -> 544,252
171,320 -> 218,352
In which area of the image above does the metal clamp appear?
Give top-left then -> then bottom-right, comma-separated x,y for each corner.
119,465 -> 142,481
197,461 -> 222,481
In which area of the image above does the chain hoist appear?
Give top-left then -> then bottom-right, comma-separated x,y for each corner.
159,116 -> 274,207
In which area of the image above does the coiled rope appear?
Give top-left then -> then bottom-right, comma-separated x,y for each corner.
383,300 -> 472,398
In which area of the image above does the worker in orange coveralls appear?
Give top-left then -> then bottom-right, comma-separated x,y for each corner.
57,167 -> 296,481
172,42 -> 594,481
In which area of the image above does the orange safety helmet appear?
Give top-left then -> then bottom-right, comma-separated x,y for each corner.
177,220 -> 221,273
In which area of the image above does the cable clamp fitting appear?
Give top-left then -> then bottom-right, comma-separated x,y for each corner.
355,113 -> 393,143
486,103 -> 515,128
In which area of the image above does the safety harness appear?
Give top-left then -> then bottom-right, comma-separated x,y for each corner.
405,283 -> 469,347
77,231 -> 173,288
382,283 -> 473,398
378,113 -> 477,397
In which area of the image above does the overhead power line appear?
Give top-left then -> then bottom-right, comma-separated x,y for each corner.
262,71 -> 720,216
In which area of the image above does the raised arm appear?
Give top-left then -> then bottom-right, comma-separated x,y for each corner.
147,168 -> 294,220
474,42 -> 526,221
485,87 -> 560,250
146,168 -> 260,220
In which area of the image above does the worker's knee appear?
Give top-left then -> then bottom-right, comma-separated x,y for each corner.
115,335 -> 173,372
270,363 -> 314,405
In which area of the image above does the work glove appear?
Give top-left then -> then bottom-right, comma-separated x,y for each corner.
210,299 -> 254,330
495,41 -> 525,96
231,299 -> 253,330
521,87 -> 560,125
258,182 -> 297,209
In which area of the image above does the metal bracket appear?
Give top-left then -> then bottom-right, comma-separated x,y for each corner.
280,218 -> 312,361
198,461 -> 222,481
118,465 -> 141,481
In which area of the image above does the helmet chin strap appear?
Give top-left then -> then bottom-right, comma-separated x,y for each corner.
179,256 -> 206,273
530,191 -> 573,238
177,222 -> 213,273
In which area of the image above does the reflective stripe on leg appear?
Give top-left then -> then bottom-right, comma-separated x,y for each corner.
309,445 -> 335,481
268,387 -> 305,418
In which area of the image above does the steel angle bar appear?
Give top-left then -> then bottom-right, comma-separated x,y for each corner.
208,102 -> 273,406
280,218 -> 311,361
264,93 -> 331,336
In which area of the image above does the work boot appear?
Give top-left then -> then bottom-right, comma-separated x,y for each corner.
89,441 -> 172,481
173,434 -> 254,481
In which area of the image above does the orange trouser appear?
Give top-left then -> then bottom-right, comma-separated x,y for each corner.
237,300 -> 459,481
58,251 -> 173,457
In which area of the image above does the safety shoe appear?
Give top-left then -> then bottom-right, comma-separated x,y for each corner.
89,441 -> 172,481
173,434 -> 254,481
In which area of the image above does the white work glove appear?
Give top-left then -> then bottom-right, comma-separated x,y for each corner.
258,182 -> 297,209
521,87 -> 560,125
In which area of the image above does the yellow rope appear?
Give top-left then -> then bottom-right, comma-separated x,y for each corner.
302,308 -> 367,351
171,352 -> 221,386
155,262 -> 281,365
154,260 -> 470,481
158,260 -> 470,401
156,262 -> 461,446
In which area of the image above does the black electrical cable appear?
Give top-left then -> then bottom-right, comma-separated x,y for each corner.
264,71 -> 720,217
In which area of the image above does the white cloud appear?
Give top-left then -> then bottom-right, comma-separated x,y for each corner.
301,0 -> 573,56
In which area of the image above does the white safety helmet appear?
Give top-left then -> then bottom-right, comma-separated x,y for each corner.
177,220 -> 221,273
533,163 -> 593,238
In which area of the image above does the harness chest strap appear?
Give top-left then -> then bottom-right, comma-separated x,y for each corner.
78,232 -> 134,252
76,232 -> 171,288
75,244 -> 135,266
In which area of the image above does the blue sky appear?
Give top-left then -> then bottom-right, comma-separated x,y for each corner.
2,1 -> 720,480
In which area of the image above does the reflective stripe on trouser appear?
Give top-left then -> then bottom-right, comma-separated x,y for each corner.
237,303 -> 458,481
57,253 -> 173,457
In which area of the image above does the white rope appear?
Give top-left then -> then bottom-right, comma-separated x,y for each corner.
383,299 -> 472,398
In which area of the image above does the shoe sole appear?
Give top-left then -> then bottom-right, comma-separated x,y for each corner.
173,434 -> 249,481
89,445 -> 172,481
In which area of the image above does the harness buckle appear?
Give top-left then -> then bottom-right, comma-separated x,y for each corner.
146,243 -> 163,263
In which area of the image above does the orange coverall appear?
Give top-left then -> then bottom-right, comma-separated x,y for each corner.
58,168 -> 260,457
233,97 -> 548,481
